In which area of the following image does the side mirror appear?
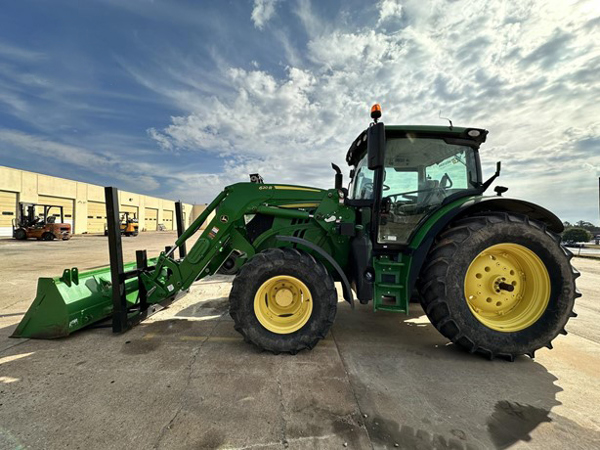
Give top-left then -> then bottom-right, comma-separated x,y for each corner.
367,122 -> 385,170
480,160 -> 502,192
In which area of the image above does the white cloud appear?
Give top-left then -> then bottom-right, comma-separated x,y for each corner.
145,0 -> 600,222
0,129 -> 162,191
294,0 -> 326,38
0,41 -> 45,61
251,0 -> 279,30
377,0 -> 403,26
147,127 -> 174,151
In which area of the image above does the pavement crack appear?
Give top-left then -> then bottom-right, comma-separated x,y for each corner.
153,317 -> 221,449
330,328 -> 375,450
154,404 -> 184,448
277,365 -> 288,448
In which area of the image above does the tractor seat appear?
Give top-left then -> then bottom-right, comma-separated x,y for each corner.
417,180 -> 439,205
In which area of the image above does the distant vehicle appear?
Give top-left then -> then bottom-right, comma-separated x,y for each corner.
104,212 -> 139,237
12,203 -> 71,241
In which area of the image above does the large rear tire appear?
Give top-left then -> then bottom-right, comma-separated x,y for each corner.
418,212 -> 579,360
229,248 -> 337,354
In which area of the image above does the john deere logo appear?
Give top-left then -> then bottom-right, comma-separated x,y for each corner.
220,215 -> 229,223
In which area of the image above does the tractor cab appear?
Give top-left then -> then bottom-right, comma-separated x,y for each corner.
346,113 -> 488,247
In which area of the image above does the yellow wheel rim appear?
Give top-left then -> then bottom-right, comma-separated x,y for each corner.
254,275 -> 313,334
464,243 -> 551,332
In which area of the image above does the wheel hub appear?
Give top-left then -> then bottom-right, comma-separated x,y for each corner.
274,288 -> 294,307
464,243 -> 550,332
254,275 -> 313,334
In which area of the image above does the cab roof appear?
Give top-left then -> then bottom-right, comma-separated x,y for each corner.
345,124 -> 488,166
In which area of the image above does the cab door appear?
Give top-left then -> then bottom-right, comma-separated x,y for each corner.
376,136 -> 480,246
378,167 -> 422,244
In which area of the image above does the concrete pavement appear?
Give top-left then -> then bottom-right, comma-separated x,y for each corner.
0,234 -> 599,449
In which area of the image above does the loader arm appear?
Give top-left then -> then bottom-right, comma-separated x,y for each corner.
141,182 -> 355,304
12,182 -> 355,339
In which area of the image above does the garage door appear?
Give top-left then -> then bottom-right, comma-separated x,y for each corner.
87,201 -> 106,234
144,207 -> 157,231
37,195 -> 74,230
0,191 -> 17,237
163,209 -> 174,230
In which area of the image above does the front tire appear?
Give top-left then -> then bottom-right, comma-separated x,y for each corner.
418,212 -> 578,360
230,248 -> 337,354
14,228 -> 27,240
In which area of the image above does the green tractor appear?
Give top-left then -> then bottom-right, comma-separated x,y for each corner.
13,106 -> 578,360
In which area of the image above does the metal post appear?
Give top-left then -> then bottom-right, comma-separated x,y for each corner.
105,187 -> 128,333
136,250 -> 148,312
175,201 -> 187,258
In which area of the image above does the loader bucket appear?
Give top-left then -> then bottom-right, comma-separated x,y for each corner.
11,260 -> 153,339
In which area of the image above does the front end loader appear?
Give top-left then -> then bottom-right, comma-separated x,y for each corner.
12,105 -> 579,360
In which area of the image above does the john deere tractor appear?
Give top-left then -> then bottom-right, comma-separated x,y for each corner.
13,106 -> 578,360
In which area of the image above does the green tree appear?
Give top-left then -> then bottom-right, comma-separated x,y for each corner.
562,227 -> 592,243
575,220 -> 595,231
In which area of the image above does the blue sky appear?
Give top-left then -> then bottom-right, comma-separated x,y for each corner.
0,0 -> 599,223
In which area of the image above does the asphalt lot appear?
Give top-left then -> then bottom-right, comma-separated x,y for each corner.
0,233 -> 599,449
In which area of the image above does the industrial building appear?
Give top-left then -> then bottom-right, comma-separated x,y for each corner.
0,165 -> 202,237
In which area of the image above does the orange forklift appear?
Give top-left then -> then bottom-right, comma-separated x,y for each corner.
104,212 -> 139,237
13,203 -> 71,241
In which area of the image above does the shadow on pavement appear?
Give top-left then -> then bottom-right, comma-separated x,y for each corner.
331,303 -> 572,449
2,296 -> 599,449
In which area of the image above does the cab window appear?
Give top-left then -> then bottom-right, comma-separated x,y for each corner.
350,156 -> 375,200
378,138 -> 477,245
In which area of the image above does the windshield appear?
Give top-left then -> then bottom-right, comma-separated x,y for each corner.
378,137 -> 478,244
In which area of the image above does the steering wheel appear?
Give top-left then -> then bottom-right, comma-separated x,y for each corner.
361,182 -> 390,196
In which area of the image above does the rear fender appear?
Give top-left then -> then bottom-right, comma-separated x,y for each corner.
453,197 -> 563,233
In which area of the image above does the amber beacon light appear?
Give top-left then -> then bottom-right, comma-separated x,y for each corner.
370,103 -> 382,121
